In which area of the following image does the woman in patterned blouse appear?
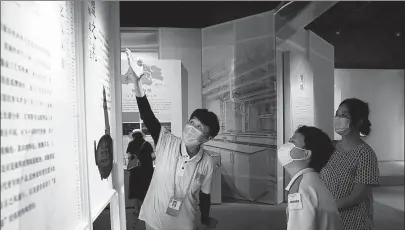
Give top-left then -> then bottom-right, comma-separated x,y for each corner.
320,98 -> 380,230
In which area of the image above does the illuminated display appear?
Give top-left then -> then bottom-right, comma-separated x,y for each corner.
1,1 -> 81,229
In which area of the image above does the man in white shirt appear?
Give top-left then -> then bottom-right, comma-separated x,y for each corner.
278,126 -> 342,230
126,49 -> 219,230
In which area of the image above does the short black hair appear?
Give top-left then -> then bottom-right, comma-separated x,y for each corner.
296,126 -> 335,172
339,98 -> 372,136
189,108 -> 220,138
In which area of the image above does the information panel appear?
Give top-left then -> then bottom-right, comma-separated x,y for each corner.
82,0 -> 116,219
1,1 -> 82,230
121,56 -> 174,123
290,54 -> 314,131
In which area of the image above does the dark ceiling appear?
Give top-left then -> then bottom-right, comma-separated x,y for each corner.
305,1 -> 404,69
120,1 -> 282,28
120,1 -> 405,69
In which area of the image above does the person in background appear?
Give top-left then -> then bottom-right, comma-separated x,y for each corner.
126,129 -> 155,229
126,49 -> 219,230
320,98 -> 380,230
279,125 -> 342,230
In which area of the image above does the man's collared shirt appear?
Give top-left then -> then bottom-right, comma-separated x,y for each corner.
285,168 -> 343,230
139,127 -> 214,230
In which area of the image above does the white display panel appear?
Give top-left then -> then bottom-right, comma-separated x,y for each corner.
82,1 -> 116,220
289,53 -> 314,131
121,56 -> 175,123
1,1 -> 84,230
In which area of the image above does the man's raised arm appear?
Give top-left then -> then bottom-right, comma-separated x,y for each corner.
126,49 -> 161,144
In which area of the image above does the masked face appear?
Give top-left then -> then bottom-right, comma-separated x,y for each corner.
334,104 -> 353,136
277,142 -> 311,167
182,124 -> 204,147
334,116 -> 352,136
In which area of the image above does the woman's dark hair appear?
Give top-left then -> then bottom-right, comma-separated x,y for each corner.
296,126 -> 335,172
189,109 -> 220,138
339,98 -> 372,136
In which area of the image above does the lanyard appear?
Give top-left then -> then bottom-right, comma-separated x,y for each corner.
173,144 -> 204,199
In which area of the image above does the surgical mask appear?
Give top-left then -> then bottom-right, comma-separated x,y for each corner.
334,117 -> 351,136
277,142 -> 311,167
182,124 -> 203,147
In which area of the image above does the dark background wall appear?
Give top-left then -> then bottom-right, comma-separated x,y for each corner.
306,1 -> 405,69
120,1 -> 405,70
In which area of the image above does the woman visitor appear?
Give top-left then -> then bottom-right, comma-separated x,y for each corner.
320,98 -> 380,230
126,129 -> 155,229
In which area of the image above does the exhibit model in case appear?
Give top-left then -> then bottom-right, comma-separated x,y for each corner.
202,11 -> 281,204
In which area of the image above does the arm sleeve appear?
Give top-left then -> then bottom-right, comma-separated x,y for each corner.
287,189 -> 317,230
200,161 -> 214,194
136,95 -> 161,144
126,141 -> 133,154
199,158 -> 215,223
126,142 -> 130,153
354,146 -> 380,186
199,192 -> 211,224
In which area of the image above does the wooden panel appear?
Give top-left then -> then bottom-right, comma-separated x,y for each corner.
249,150 -> 273,202
219,149 -> 234,199
221,150 -> 233,178
233,153 -> 251,198
211,155 -> 222,204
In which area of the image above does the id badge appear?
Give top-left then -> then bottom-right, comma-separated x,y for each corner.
288,193 -> 303,210
166,197 -> 183,217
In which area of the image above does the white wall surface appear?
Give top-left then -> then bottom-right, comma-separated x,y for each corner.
159,28 -> 202,119
277,30 -> 335,139
335,69 -> 405,162
310,32 -> 335,139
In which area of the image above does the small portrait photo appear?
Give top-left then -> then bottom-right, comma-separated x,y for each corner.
171,200 -> 177,208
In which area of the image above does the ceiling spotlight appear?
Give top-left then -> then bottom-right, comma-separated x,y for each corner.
336,31 -> 340,35
395,32 -> 401,37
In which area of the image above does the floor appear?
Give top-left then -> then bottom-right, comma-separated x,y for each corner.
94,200 -> 405,230
93,162 -> 405,229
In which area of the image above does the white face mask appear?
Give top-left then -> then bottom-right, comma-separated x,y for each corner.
182,124 -> 204,147
277,142 -> 311,167
334,117 -> 351,136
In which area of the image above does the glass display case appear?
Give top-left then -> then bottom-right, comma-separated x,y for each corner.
202,11 -> 280,204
